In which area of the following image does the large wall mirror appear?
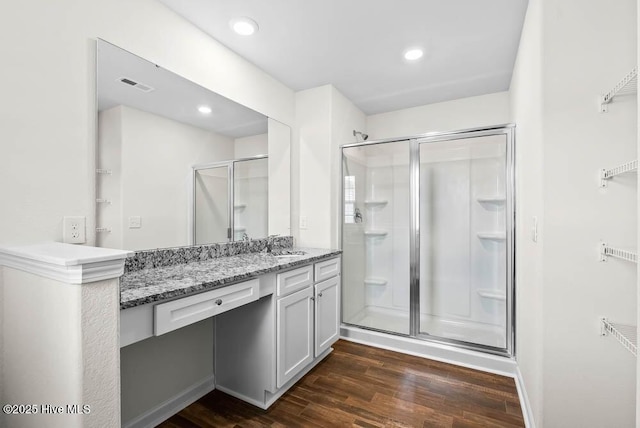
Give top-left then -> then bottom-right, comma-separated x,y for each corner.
96,39 -> 291,251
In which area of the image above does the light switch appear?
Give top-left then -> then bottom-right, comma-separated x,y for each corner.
129,216 -> 142,229
299,216 -> 308,230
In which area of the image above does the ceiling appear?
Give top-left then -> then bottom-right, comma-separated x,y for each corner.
158,0 -> 528,115
97,40 -> 267,138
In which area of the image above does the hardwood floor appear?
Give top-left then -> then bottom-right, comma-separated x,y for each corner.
158,340 -> 524,427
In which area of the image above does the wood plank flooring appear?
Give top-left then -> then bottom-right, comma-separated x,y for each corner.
158,340 -> 524,427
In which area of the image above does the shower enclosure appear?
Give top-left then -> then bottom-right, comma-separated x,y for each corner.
341,125 -> 514,355
192,155 -> 268,244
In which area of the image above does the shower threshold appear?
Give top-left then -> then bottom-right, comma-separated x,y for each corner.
346,306 -> 506,349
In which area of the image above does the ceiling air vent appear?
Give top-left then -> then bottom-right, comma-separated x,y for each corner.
118,77 -> 154,93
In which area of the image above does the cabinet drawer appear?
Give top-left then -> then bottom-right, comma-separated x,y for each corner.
155,278 -> 259,336
277,265 -> 313,297
314,257 -> 341,283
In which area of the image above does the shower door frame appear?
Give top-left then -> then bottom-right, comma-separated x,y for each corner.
340,124 -> 515,358
189,154 -> 268,244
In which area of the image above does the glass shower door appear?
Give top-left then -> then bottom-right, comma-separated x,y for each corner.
341,141 -> 410,335
233,157 -> 268,241
417,133 -> 510,350
194,165 -> 230,244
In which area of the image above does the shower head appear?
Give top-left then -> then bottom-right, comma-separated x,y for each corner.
353,130 -> 369,141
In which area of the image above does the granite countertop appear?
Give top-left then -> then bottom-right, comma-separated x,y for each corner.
120,247 -> 341,309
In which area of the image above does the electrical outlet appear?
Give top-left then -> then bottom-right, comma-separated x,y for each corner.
299,215 -> 308,230
63,216 -> 86,244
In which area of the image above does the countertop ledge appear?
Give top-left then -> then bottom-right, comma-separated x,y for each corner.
120,248 -> 341,309
0,242 -> 132,285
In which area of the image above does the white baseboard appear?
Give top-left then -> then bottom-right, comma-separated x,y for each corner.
514,367 -> 536,428
123,375 -> 215,428
340,325 -> 517,377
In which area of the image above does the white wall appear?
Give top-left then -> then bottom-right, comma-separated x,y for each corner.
509,0 -> 545,424
366,92 -> 510,140
512,0 -> 638,426
541,0 -> 637,426
0,0 -> 294,248
295,85 -> 366,248
268,119 -> 292,237
98,105 -> 235,250
234,133 -> 268,159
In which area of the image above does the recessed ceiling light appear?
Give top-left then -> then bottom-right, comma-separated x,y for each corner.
198,105 -> 212,114
230,17 -> 259,36
404,48 -> 424,61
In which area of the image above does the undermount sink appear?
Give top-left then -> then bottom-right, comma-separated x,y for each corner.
270,250 -> 307,257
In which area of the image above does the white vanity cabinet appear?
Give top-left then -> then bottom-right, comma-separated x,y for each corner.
215,256 -> 341,409
275,258 -> 341,388
276,286 -> 314,388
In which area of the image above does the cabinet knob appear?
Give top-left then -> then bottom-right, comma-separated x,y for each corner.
215,299 -> 223,306
310,296 -> 315,301
318,292 -> 323,297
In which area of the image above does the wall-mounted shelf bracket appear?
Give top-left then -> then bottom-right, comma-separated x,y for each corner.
600,317 -> 637,356
599,67 -> 637,112
599,242 -> 638,263
599,160 -> 637,187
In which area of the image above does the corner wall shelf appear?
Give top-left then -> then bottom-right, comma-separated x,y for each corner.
96,169 -> 113,175
477,196 -> 506,204
599,159 -> 638,187
364,230 -> 388,238
599,67 -> 638,113
477,232 -> 506,241
600,317 -> 637,356
477,289 -> 506,301
599,243 -> 638,263
364,277 -> 388,286
364,200 -> 388,209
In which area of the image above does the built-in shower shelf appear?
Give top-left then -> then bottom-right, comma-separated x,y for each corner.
364,200 -> 388,208
600,317 -> 637,357
477,289 -> 506,301
234,204 -> 247,210
364,277 -> 387,286
364,230 -> 388,238
477,232 -> 506,241
477,196 -> 506,204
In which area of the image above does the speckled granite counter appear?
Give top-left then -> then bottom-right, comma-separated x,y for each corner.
120,248 -> 341,309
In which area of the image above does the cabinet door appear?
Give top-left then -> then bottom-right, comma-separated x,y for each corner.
314,276 -> 340,357
276,286 -> 314,388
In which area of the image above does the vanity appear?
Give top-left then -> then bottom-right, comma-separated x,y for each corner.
119,240 -> 341,411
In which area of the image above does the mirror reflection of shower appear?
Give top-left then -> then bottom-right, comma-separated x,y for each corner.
353,129 -> 369,141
